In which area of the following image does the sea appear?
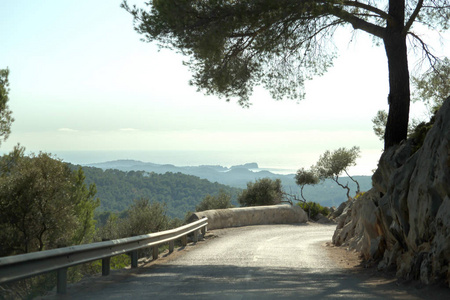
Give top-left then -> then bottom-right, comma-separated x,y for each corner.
44,150 -> 300,175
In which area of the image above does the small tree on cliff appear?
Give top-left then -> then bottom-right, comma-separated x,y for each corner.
313,146 -> 361,199
412,57 -> 450,113
123,0 -> 449,149
295,168 -> 319,202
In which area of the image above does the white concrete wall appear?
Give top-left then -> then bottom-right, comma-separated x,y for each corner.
189,204 -> 308,230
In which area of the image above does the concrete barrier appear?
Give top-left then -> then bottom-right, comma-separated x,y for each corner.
188,204 -> 308,230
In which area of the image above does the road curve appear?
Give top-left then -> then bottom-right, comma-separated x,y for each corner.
48,224 -> 432,299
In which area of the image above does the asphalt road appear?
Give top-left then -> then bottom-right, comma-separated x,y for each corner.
47,224 -> 444,299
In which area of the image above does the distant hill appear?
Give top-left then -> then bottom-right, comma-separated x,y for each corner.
71,165 -> 242,219
84,160 -> 373,208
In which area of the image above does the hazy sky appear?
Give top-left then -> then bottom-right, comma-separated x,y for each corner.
1,1 -> 447,175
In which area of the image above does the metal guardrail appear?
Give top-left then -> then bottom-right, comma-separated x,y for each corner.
0,218 -> 208,294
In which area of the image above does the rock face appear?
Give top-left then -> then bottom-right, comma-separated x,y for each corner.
333,97 -> 450,286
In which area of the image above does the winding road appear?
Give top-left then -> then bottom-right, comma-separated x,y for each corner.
49,224 -> 444,299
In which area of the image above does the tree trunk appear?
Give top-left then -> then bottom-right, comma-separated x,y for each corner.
300,185 -> 307,202
383,0 -> 410,149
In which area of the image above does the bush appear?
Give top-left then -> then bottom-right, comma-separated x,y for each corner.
0,146 -> 99,256
297,201 -> 330,220
238,178 -> 283,207
123,197 -> 169,237
196,190 -> 234,212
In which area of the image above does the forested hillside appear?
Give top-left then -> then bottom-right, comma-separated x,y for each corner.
85,160 -> 373,208
72,165 -> 241,219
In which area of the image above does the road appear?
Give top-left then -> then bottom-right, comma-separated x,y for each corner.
48,224 -> 445,299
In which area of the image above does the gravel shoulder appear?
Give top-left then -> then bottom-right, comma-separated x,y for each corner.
323,234 -> 449,299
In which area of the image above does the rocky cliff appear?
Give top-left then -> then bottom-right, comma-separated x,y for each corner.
332,97 -> 450,286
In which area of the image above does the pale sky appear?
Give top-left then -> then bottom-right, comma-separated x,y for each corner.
0,1 -> 447,175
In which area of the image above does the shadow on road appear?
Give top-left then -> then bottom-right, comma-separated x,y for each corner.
52,264 -> 445,300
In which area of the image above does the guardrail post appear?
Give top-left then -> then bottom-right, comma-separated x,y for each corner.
193,230 -> 199,243
169,240 -> 174,253
56,267 -> 68,294
101,239 -> 110,276
130,250 -> 138,268
181,235 -> 187,246
102,257 -> 111,276
152,246 -> 159,260
201,225 -> 206,236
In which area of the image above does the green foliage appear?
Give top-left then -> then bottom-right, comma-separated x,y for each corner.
96,198 -> 169,240
122,0 -> 342,106
71,168 -> 100,245
295,168 -> 319,202
372,110 -> 388,141
0,68 -> 14,146
297,201 -> 330,220
314,147 -> 360,179
0,147 -> 99,298
96,213 -> 122,240
123,197 -> 169,236
373,106 -> 439,153
313,146 -> 361,199
409,112 -> 437,153
238,178 -> 283,207
123,0 -> 449,148
375,58 -> 449,142
196,190 -> 234,212
87,254 -> 131,274
412,57 -> 450,112
0,146 -> 99,256
295,168 -> 319,186
77,165 -> 241,219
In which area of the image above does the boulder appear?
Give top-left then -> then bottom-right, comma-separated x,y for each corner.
188,204 -> 308,230
330,200 -> 349,220
315,213 -> 335,224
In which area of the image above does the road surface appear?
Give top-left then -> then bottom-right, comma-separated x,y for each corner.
46,224 -> 447,299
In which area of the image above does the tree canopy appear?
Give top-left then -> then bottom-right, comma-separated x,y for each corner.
123,0 -> 450,149
0,147 -> 99,256
238,178 -> 283,206
76,165 -> 241,219
373,57 -> 449,141
196,190 -> 234,212
312,146 -> 360,199
295,168 -> 320,202
412,57 -> 450,112
0,68 -> 14,146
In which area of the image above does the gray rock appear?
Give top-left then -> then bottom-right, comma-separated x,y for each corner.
333,96 -> 450,286
189,204 -> 308,230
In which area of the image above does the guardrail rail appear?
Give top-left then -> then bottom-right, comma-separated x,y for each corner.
0,218 -> 208,294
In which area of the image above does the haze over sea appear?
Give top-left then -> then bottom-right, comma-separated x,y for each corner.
46,150 -> 375,176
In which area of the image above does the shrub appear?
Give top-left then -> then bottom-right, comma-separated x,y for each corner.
238,178 -> 283,207
295,168 -> 319,202
196,190 -> 234,212
123,197 -> 169,236
409,112 -> 436,153
297,201 -> 330,220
